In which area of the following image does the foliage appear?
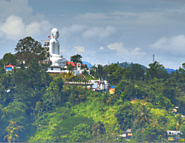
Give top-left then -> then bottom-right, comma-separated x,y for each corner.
91,121 -> 106,139
70,54 -> 82,64
66,63 -> 75,71
115,102 -> 135,131
71,98 -> 120,134
134,104 -> 152,129
83,73 -> 96,80
2,45 -> 185,142
3,120 -> 24,143
67,123 -> 92,142
53,116 -> 94,142
3,53 -> 17,66
64,71 -> 74,81
1,99 -> 27,126
130,63 -> 145,81
145,61 -> 169,80
42,75 -> 64,112
15,36 -> 46,66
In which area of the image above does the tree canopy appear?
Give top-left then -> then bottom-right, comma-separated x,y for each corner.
15,36 -> 46,66
70,54 -> 82,64
3,53 -> 17,66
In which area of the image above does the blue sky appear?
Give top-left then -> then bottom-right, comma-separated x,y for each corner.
1,0 -> 185,69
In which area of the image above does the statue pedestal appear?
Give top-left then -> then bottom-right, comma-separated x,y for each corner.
50,54 -> 61,66
47,54 -> 66,73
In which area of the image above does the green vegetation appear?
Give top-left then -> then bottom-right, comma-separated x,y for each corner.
1,36 -> 185,142
83,73 -> 96,80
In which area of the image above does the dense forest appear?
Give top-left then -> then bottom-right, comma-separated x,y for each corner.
1,36 -> 185,142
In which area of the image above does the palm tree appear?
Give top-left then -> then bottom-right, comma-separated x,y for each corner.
135,104 -> 152,129
176,114 -> 182,131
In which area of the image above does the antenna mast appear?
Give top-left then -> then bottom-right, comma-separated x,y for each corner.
153,54 -> 155,62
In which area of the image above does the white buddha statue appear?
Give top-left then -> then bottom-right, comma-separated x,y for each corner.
49,28 -> 61,66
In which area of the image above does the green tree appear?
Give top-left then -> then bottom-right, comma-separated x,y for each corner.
91,121 -> 106,141
130,63 -> 145,81
179,124 -> 185,137
42,75 -> 64,112
115,102 -> 135,131
176,114 -> 183,131
104,63 -> 118,75
54,116 -> 94,142
142,122 -> 166,142
66,63 -> 75,71
3,120 -> 24,143
145,61 -> 169,81
95,64 -> 106,79
13,58 -> 51,114
70,54 -> 82,64
123,83 -> 137,100
1,99 -> 27,126
0,73 -> 14,106
3,53 -> 17,66
0,59 -> 5,74
15,36 -> 46,66
134,104 -> 152,129
68,123 -> 92,142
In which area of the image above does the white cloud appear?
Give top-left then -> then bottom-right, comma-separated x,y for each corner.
59,25 -> 116,38
74,13 -> 109,20
68,24 -> 87,33
0,0 -> 45,23
0,15 -> 52,41
150,35 -> 185,55
82,26 -> 116,38
0,31 -> 5,39
60,24 -> 87,37
100,47 -> 104,50
74,6 -> 185,26
107,42 -> 146,57
75,46 -> 85,53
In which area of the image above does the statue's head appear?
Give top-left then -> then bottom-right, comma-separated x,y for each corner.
51,28 -> 59,39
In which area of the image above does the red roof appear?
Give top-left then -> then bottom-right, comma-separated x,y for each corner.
66,62 -> 75,66
66,62 -> 85,67
5,64 -> 14,68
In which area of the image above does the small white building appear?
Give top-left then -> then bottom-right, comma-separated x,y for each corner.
89,79 -> 109,91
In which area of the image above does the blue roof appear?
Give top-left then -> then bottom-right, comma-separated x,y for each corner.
111,86 -> 115,88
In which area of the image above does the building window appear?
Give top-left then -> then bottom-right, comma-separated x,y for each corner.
51,68 -> 53,70
169,132 -> 171,134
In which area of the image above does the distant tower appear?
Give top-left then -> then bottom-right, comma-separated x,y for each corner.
153,54 -> 155,62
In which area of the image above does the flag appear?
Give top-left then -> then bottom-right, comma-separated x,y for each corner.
48,36 -> 50,38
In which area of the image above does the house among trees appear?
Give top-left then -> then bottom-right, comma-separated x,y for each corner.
166,130 -> 183,141
117,129 -> 132,140
5,64 -> 14,73
126,129 -> 132,140
117,131 -> 126,138
109,86 -> 115,94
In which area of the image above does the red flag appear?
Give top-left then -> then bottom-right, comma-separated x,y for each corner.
48,36 -> 50,38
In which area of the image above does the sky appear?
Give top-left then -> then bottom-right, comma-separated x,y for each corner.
1,0 -> 185,69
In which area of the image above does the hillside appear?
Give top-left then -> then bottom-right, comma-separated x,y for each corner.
1,57 -> 185,142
